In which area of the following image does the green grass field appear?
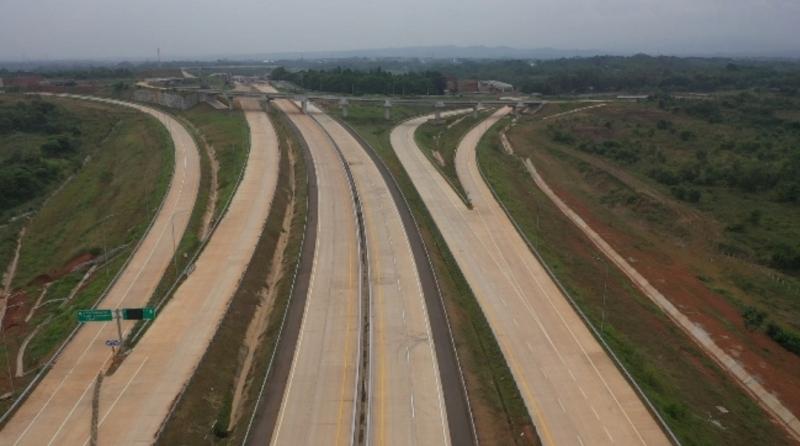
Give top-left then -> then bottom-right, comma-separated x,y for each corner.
414,110 -> 491,204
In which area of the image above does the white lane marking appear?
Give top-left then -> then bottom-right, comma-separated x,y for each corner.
512,317 -> 519,327
410,394 -> 416,419
557,398 -> 566,413
578,386 -> 588,399
577,434 -> 585,446
604,426 -> 615,442
591,405 -> 601,421
526,341 -> 534,354
568,369 -> 576,381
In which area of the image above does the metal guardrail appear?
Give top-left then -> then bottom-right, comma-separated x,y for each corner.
334,113 -> 479,445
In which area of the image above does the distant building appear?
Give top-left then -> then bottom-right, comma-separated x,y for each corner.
457,79 -> 480,93
4,75 -> 44,88
479,80 -> 514,93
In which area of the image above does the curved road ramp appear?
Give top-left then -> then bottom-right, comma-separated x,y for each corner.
0,95 -> 201,446
1,96 -> 279,445
391,108 -> 671,446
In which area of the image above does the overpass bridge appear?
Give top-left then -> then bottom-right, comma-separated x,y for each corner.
139,80 -> 546,118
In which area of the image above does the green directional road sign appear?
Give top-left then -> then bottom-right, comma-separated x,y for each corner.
77,309 -> 114,322
121,307 -> 156,321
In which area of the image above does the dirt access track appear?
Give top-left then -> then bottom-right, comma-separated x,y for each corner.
0,94 -> 201,445
391,108 -> 670,446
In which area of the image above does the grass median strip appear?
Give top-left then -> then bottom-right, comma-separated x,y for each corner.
157,107 -> 306,444
415,110 -> 491,205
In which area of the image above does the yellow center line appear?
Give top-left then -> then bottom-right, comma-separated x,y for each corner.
333,172 -> 357,446
368,206 -> 389,446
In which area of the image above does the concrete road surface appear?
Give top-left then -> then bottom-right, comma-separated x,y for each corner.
0,96 -> 201,445
311,107 -> 451,446
391,108 -> 671,446
83,97 -> 278,444
265,95 -> 362,446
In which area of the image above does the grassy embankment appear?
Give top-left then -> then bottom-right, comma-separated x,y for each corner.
414,110 -> 492,204
157,108 -> 306,444
325,102 -> 538,445
0,95 -> 172,411
530,96 -> 800,356
477,101 -> 794,444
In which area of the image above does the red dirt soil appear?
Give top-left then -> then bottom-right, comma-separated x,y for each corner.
542,171 -> 800,420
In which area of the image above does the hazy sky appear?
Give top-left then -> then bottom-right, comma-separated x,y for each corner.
1,0 -> 799,60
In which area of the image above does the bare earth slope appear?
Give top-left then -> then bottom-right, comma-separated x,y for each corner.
0,95 -> 201,445
391,108 -> 669,445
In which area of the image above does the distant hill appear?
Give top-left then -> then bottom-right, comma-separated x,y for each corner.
258,45 -> 606,61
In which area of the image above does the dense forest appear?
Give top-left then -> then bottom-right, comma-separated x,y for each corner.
270,55 -> 800,96
434,55 -> 800,94
269,66 -> 447,95
0,100 -> 83,211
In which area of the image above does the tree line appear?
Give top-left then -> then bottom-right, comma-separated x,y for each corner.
269,66 -> 447,95
0,100 -> 83,211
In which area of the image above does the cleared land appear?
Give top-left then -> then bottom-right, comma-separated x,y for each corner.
479,100 -> 797,444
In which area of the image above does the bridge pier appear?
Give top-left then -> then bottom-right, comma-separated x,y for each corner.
514,101 -> 525,115
434,101 -> 445,123
301,97 -> 309,114
339,98 -> 349,117
383,99 -> 392,120
262,97 -> 271,112
473,102 -> 482,119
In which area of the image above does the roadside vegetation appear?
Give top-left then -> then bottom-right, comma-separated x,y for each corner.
324,102 -> 539,445
0,95 -> 172,411
270,66 -> 447,95
477,101 -> 796,444
158,107 -> 306,444
539,94 -> 800,354
178,104 -> 250,223
414,109 -> 492,204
